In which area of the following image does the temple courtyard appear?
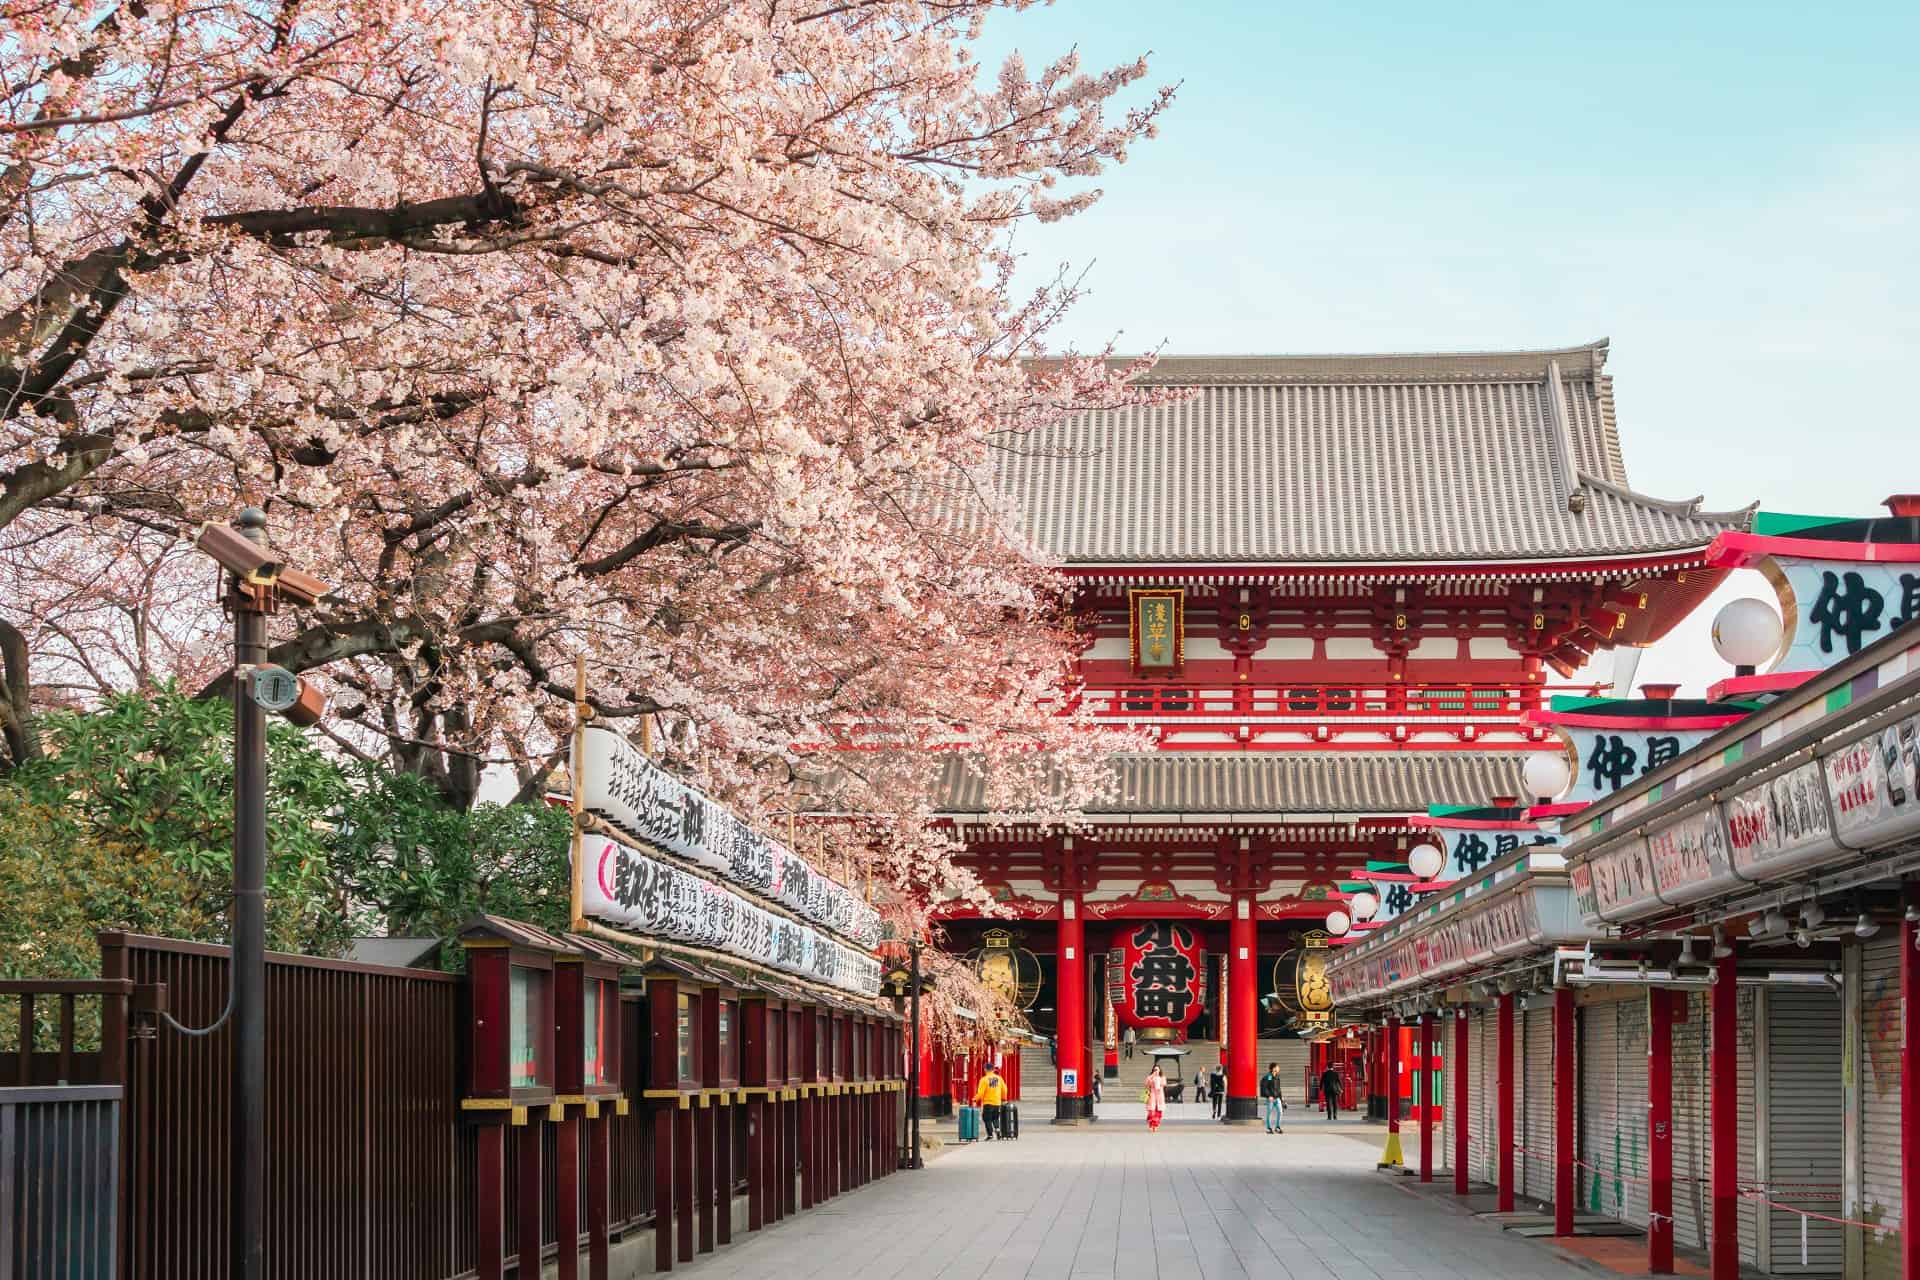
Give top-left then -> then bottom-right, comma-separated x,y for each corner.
669,1108 -> 1621,1280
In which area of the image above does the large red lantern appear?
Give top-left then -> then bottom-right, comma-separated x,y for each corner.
1109,921 -> 1206,1038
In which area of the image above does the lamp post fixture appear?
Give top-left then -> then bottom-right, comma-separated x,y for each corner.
193,507 -> 328,1280
905,938 -> 924,1171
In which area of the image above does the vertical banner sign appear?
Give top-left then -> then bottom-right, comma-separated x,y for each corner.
1129,588 -> 1185,675
1218,953 -> 1228,1055
1104,992 -> 1118,1053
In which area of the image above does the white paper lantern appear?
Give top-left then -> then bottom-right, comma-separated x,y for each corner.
1349,891 -> 1380,921
1325,909 -> 1352,936
1711,598 -> 1784,669
1407,842 -> 1445,882
1523,749 -> 1574,801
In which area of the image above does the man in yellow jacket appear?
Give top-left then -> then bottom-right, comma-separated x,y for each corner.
972,1066 -> 1009,1140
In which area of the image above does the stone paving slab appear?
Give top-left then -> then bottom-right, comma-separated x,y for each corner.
665,1112 -> 1613,1280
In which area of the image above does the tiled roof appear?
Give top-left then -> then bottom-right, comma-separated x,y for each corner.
1001,340 -> 1753,564
934,751 -> 1527,816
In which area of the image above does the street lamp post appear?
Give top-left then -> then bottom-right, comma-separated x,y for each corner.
906,939 -> 923,1170
192,507 -> 328,1280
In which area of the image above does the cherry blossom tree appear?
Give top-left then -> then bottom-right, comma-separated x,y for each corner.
0,0 -> 1171,896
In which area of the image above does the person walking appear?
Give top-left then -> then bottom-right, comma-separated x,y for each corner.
1209,1064 -> 1226,1120
1144,1063 -> 1167,1132
1260,1063 -> 1285,1133
973,1064 -> 1009,1140
1192,1070 -> 1205,1105
1123,1027 -> 1136,1060
1319,1062 -> 1344,1122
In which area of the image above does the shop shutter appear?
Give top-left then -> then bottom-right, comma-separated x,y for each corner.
1524,1003 -> 1556,1205
1765,987 -> 1844,1274
1671,991 -> 1711,1251
1441,1012 -> 1462,1179
1581,999 -> 1621,1220
1860,936 -> 1903,1280
1469,1009 -> 1490,1184
1738,988 -> 1760,1267
1615,998 -> 1651,1228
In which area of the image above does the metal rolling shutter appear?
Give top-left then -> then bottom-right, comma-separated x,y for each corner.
1739,988 -> 1760,1267
1765,988 -> 1844,1275
1524,1003 -> 1556,1205
1441,1014 -> 1461,1179
1581,999 -> 1621,1221
1476,1008 -> 1498,1184
1671,992 -> 1711,1252
1616,999 -> 1651,1228
1860,936 -> 1903,1280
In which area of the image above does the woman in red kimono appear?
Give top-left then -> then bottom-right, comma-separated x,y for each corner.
1144,1063 -> 1167,1131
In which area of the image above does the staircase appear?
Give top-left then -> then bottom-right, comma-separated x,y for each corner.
1017,1039 -> 1313,1106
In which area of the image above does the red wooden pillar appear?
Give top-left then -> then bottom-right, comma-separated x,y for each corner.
1903,885 -> 1920,1280
1648,989 -> 1675,1274
518,1122 -> 543,1278
747,1099 -> 766,1230
673,1106 -> 694,1263
652,1106 -> 675,1272
587,1110 -> 610,1280
783,1099 -> 798,1217
1056,897 -> 1087,1121
715,1103 -> 733,1246
1554,988 -> 1575,1237
1385,1015 -> 1401,1134
1228,893 -> 1258,1120
1497,993 -> 1516,1213
477,1125 -> 505,1280
1418,1012 -> 1435,1182
1453,1009 -> 1470,1195
798,1094 -> 814,1210
694,1103 -> 715,1253
555,1110 -> 581,1280
1710,953 -> 1737,1280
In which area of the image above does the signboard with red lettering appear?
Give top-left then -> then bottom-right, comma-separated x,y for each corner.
1826,716 -> 1920,854
1646,803 -> 1741,906
1727,758 -> 1836,881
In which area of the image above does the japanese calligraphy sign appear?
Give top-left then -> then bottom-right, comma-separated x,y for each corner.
1645,803 -> 1740,905
581,833 -> 881,995
1459,893 -> 1537,965
1114,922 -> 1206,1031
1726,757 -> 1835,880
577,726 -> 881,947
1443,827 -> 1562,879
1128,588 -> 1184,674
1824,713 -> 1920,854
1774,556 -> 1920,670
1556,726 -> 1718,806
1591,838 -> 1661,920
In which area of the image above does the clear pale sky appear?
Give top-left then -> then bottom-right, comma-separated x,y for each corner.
983,0 -> 1919,696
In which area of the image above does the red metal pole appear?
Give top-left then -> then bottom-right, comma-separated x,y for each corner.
1454,1008 -> 1470,1195
1903,886 -> 1919,1280
1497,993 -> 1515,1213
1229,895 -> 1258,1120
555,1110 -> 581,1280
518,1122 -> 543,1279
587,1112 -> 610,1280
477,1124 -> 505,1280
1056,899 -> 1087,1121
1555,988 -> 1574,1236
1711,953 -> 1737,1280
1386,1015 -> 1401,1133
1648,989 -> 1674,1274
1418,1012 -> 1434,1182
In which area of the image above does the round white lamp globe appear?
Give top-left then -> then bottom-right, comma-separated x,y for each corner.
1407,842 -> 1445,882
1523,749 -> 1574,801
1711,597 -> 1784,670
1325,909 -> 1352,936
1350,890 -> 1380,921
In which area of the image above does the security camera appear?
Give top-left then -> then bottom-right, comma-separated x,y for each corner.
194,522 -> 281,578
276,567 -> 330,607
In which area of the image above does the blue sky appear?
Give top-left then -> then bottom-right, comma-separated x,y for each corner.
982,0 -> 1919,694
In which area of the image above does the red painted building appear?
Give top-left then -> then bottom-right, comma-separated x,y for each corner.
927,341 -> 1751,1122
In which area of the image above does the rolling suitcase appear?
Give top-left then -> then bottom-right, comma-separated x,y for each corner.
957,1104 -> 980,1142
1004,1103 -> 1019,1139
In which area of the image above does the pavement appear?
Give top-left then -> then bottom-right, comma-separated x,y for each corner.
664,1103 -> 1618,1280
